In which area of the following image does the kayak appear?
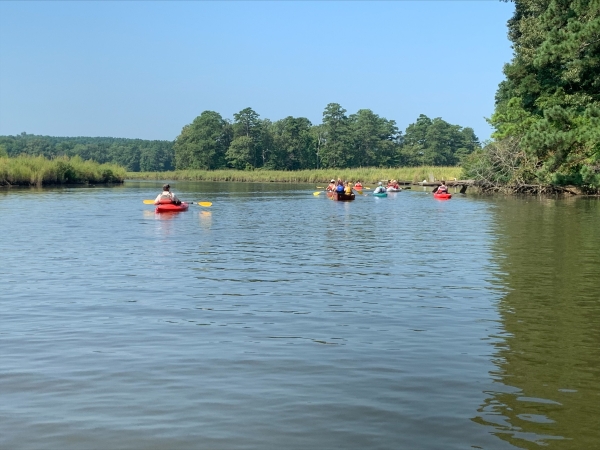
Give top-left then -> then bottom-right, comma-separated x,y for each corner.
433,192 -> 452,200
373,192 -> 388,197
330,192 -> 355,201
155,202 -> 189,213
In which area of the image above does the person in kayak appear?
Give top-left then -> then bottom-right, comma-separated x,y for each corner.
336,179 -> 344,193
155,184 -> 182,205
326,179 -> 336,191
344,181 -> 353,195
435,181 -> 448,194
373,182 -> 386,194
354,181 -> 363,190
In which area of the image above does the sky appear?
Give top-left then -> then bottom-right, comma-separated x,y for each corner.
0,1 -> 515,142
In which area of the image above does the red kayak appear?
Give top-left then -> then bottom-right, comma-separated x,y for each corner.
155,202 -> 189,213
433,192 -> 452,200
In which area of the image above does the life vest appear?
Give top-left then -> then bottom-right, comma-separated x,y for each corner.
354,183 -> 363,189
336,184 -> 344,192
157,195 -> 173,204
437,186 -> 448,193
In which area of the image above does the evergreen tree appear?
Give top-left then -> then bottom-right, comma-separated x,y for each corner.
488,0 -> 600,188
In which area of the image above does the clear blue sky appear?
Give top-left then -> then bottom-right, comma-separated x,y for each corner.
0,1 -> 514,142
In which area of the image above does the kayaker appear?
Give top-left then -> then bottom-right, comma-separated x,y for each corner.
436,181 -> 448,194
344,181 -> 353,195
155,184 -> 182,205
326,179 -> 336,191
354,181 -> 363,190
336,180 -> 344,193
374,182 -> 386,194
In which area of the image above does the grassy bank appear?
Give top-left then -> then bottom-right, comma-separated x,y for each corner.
126,167 -> 463,184
0,155 -> 126,186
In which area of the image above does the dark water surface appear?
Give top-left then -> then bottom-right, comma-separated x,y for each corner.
1,182 -> 598,449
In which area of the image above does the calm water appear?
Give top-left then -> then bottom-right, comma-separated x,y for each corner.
1,182 -> 598,450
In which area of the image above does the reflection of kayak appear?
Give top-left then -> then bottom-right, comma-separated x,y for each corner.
155,202 -> 189,213
386,187 -> 402,192
433,193 -> 452,200
373,192 -> 388,197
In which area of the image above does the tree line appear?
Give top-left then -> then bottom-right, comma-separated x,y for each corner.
464,0 -> 600,192
0,135 -> 175,172
1,104 -> 480,172
174,104 -> 479,171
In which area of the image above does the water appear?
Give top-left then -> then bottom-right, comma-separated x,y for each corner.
1,182 -> 598,449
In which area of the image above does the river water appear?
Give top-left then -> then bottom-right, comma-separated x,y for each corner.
1,182 -> 598,450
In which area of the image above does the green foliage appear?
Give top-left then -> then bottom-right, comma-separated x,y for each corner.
174,111 -> 231,170
0,134 -> 174,172
319,103 -> 352,168
267,117 -> 316,170
399,114 -> 480,166
226,136 -> 254,170
174,106 -> 478,171
0,155 -> 126,186
348,109 -> 400,167
483,0 -> 600,190
127,166 -> 463,184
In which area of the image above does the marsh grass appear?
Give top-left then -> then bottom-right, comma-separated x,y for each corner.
0,155 -> 126,186
127,167 -> 463,184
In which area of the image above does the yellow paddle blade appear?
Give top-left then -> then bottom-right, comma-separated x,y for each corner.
316,186 -> 325,189
313,191 -> 322,196
364,187 -> 371,190
143,199 -> 155,204
196,202 -> 212,207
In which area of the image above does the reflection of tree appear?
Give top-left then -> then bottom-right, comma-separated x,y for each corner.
475,198 -> 600,449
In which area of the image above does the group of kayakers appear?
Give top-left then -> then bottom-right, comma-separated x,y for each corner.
325,178 -> 402,194
154,179 -> 449,204
326,178 -> 356,195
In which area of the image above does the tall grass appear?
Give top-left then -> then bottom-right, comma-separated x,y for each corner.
126,167 -> 463,184
0,155 -> 126,186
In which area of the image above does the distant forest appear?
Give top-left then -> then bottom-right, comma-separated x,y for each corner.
0,103 -> 480,172
0,135 -> 175,172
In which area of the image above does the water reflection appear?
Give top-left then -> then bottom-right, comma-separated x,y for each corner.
198,210 -> 212,230
477,197 -> 600,449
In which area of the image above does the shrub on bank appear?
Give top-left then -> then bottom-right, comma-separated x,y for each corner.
126,167 -> 463,184
0,155 -> 126,186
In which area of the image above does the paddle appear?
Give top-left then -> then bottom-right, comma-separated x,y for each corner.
143,200 -> 212,207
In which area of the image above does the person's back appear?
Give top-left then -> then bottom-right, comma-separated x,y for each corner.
344,183 -> 352,195
155,184 -> 181,205
437,181 -> 448,194
374,183 -> 385,194
336,183 -> 344,193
